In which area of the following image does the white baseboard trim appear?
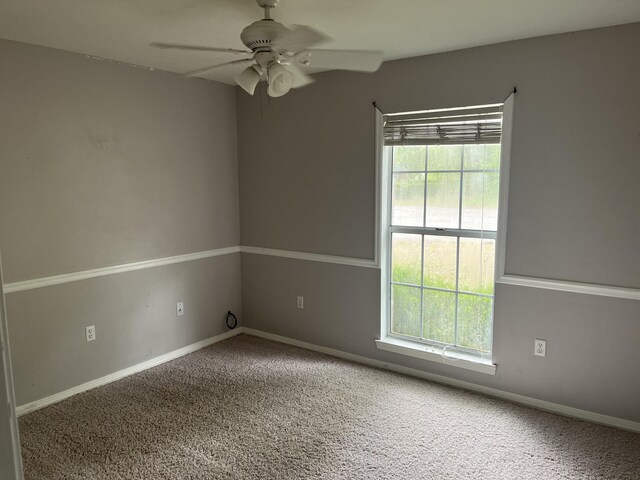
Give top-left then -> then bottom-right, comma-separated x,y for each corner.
16,328 -> 243,416
4,246 -> 241,294
16,326 -> 640,433
242,328 -> 640,433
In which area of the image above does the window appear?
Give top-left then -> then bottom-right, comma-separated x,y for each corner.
376,100 -> 513,373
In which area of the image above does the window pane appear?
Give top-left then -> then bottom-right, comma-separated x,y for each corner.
394,146 -> 426,171
457,294 -> 493,352
425,173 -> 460,228
392,234 -> 421,285
427,145 -> 462,171
391,285 -> 422,337
463,144 -> 501,170
458,238 -> 495,294
423,235 -> 457,290
461,172 -> 499,230
423,289 -> 455,344
392,173 -> 425,226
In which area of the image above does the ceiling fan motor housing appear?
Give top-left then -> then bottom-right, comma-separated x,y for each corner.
255,0 -> 279,7
240,19 -> 289,51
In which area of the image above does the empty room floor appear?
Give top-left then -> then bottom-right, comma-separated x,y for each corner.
19,335 -> 640,479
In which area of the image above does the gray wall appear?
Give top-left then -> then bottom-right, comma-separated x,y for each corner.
0,39 -> 242,405
8,255 -> 241,405
238,24 -> 640,421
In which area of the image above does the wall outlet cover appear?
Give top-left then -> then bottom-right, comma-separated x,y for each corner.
534,338 -> 547,357
86,325 -> 96,342
296,296 -> 304,309
176,302 -> 184,316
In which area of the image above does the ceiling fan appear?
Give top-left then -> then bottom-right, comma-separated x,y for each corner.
151,0 -> 383,97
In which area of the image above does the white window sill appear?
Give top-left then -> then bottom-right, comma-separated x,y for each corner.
375,336 -> 496,375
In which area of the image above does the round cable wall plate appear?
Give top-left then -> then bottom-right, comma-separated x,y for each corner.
226,311 -> 238,330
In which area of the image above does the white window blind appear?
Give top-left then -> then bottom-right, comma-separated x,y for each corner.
384,104 -> 503,146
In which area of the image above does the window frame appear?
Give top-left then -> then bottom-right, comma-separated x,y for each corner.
376,96 -> 515,375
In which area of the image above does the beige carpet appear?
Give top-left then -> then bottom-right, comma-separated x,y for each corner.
19,334 -> 640,479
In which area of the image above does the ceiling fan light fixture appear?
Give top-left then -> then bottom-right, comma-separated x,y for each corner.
267,63 -> 294,97
235,65 -> 263,95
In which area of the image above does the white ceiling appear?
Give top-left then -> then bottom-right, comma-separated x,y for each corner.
1,0 -> 639,84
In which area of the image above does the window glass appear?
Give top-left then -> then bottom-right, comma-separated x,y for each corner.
457,294 -> 493,352
391,285 -> 422,337
425,172 -> 460,228
422,289 -> 456,344
458,238 -> 495,294
392,234 -> 422,285
394,146 -> 426,171
427,145 -> 462,171
463,144 -> 501,170
392,173 -> 424,226
461,172 -> 499,230
423,235 -> 457,290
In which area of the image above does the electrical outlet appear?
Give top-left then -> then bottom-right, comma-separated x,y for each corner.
534,338 -> 547,357
297,296 -> 304,309
86,325 -> 96,342
176,302 -> 184,316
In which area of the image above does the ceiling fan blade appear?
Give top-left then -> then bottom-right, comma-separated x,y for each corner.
184,58 -> 254,77
273,25 -> 331,52
299,49 -> 383,72
151,42 -> 252,55
288,65 -> 315,89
